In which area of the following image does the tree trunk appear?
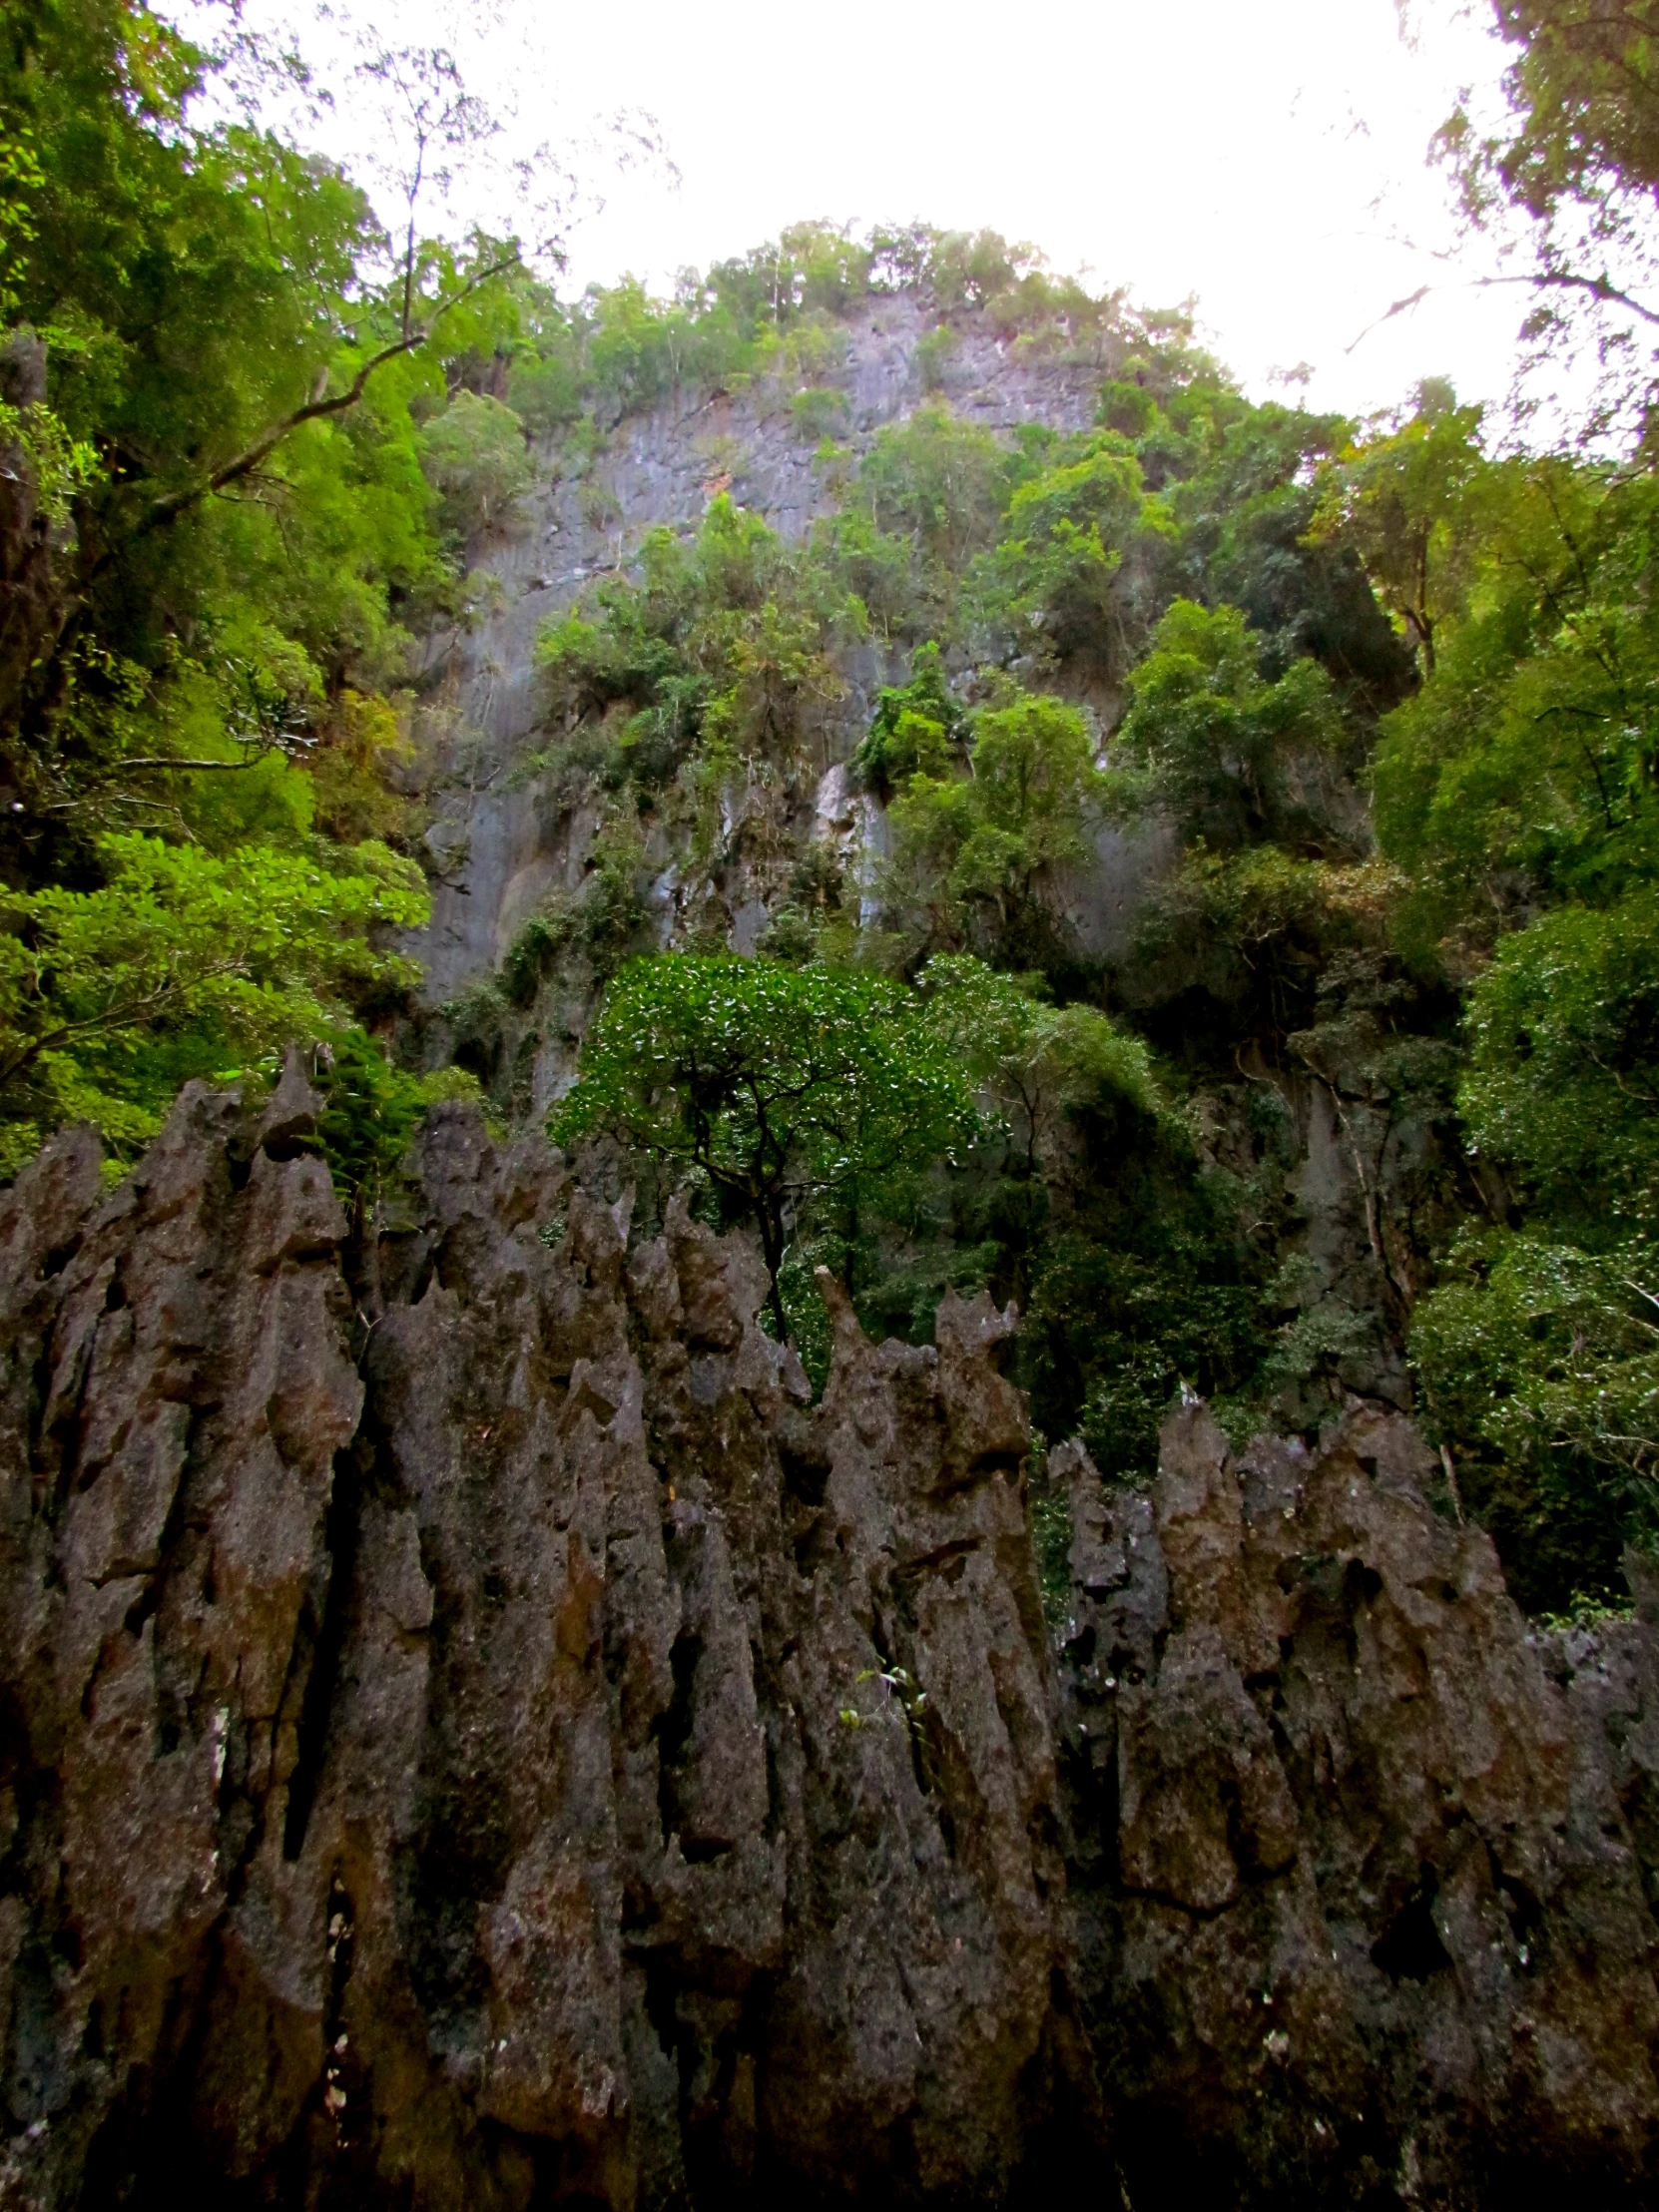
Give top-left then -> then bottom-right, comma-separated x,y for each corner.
759,1201 -> 790,1342
0,333 -> 71,798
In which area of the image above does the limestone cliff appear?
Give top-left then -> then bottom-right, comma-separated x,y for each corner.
2,1082 -> 1658,2207
404,293 -> 1125,1019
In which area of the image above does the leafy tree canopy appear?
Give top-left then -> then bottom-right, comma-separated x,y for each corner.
1113,599 -> 1350,851
969,432 -> 1171,673
0,831 -> 427,1174
550,953 -> 979,1333
418,390 -> 534,542
1374,458 -> 1659,948
1310,380 -> 1486,679
851,641 -> 964,796
1460,886 -> 1659,1237
919,953 -> 1161,1174
886,693 -> 1106,968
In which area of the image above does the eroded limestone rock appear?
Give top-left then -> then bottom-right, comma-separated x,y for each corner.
0,1096 -> 1078,2209
1054,1406 -> 1659,2206
3,1093 -> 1659,2207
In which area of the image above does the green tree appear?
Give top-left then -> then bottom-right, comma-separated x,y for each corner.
418,390 -> 534,539
1113,598 -> 1350,850
1406,889 -> 1659,1607
1411,1229 -> 1659,1610
920,953 -> 1160,1175
1170,401 -> 1416,705
1374,459 -> 1659,947
1461,887 -> 1659,1236
854,405 -> 1015,578
1126,844 -> 1403,1041
970,432 -> 1169,671
1310,381 -> 1485,678
550,953 -> 978,1335
885,694 -> 1106,965
1432,0 -> 1659,435
0,0 -> 523,884
0,831 -> 428,1174
851,640 -> 964,796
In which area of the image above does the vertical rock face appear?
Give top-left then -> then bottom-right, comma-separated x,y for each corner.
2,1090 -> 1659,2208
404,293 -> 1129,1018
1053,1408 -> 1659,2207
0,1091 -> 1077,2209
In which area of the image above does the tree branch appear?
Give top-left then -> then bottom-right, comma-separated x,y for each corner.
110,755 -> 269,774
0,959 -> 250,1087
1347,267 -> 1659,355
137,255 -> 522,536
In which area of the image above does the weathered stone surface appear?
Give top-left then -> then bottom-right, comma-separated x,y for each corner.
0,1099 -> 1077,2208
4,1097 -> 1659,2207
1054,1404 -> 1659,2206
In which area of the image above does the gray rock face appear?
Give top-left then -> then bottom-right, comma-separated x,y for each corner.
0,1095 -> 1080,2208
1053,1409 -> 1659,2206
3,1095 -> 1659,2207
404,296 -> 1114,1004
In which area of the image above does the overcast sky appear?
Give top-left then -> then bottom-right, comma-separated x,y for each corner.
177,0 -> 1540,422
550,0 -> 1523,418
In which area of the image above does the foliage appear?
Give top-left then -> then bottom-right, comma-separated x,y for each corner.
885,694 -> 1106,967
969,432 -> 1170,672
305,690 -> 423,849
418,390 -> 534,539
550,953 -> 979,1332
789,386 -> 848,442
1112,599 -> 1351,850
1310,381 -> 1486,678
0,831 -> 427,1175
501,810 -> 651,1007
920,953 -> 1161,1173
1027,1472 -> 1073,1625
1460,887 -> 1659,1239
851,641 -> 965,795
0,0 -> 527,895
1458,0 -> 1659,224
1373,458 -> 1659,946
1434,0 -> 1659,439
1412,1228 -> 1659,1610
537,496 -> 848,783
847,404 -> 1017,600
914,325 -> 957,392
1175,402 -> 1417,704
1126,847 -> 1402,1041
1027,1213 -> 1267,1485
310,1029 -> 482,1209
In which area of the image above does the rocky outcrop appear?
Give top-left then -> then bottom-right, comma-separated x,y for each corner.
406,292 -> 1113,1008
0,1085 -> 1082,2209
2,1086 -> 1659,2207
1053,1410 -> 1659,2206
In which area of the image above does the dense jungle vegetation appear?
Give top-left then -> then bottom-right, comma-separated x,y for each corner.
4,0 -> 1659,1613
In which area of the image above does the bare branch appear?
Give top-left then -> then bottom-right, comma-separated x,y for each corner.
1347,267 -> 1659,355
108,755 -> 268,774
0,959 -> 251,1087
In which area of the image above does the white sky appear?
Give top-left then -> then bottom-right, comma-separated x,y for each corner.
178,0 -> 1547,422
548,0 -> 1522,419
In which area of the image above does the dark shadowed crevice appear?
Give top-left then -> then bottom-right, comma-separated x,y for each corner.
656,1625 -> 704,1849
119,1403 -> 211,1664
1371,1867 -> 1453,1983
282,1439 -> 365,1862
